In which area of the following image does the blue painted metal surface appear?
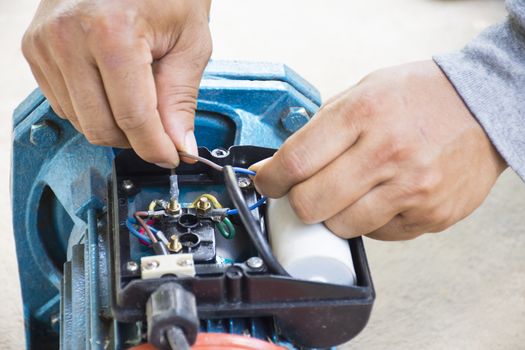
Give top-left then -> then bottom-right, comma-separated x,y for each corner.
11,60 -> 321,349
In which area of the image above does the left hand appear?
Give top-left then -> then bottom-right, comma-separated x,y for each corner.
253,61 -> 506,240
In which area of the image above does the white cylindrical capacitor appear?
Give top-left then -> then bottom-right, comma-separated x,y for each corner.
267,196 -> 356,286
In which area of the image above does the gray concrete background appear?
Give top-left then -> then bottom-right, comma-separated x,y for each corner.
1,0 -> 523,349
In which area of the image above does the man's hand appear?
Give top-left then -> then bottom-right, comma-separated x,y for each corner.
22,0 -> 212,167
254,61 -> 506,240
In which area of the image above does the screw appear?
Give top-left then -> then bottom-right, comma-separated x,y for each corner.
121,180 -> 134,192
281,107 -> 310,133
29,120 -> 60,147
196,196 -> 211,214
50,314 -> 60,328
143,260 -> 159,271
246,257 -> 264,269
168,235 -> 183,253
177,258 -> 193,267
126,261 -> 139,272
237,177 -> 252,189
211,148 -> 229,158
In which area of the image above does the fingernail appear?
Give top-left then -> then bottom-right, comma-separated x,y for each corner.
249,157 -> 272,172
184,131 -> 198,155
155,162 -> 176,169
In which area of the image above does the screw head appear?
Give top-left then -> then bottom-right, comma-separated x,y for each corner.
211,148 -> 229,158
246,256 -> 264,269
30,120 -> 60,147
122,179 -> 134,191
237,177 -> 252,189
196,196 -> 212,213
143,260 -> 159,271
50,314 -> 60,327
126,261 -> 139,272
281,107 -> 310,133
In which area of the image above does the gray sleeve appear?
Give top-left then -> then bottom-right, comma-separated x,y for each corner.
433,0 -> 525,180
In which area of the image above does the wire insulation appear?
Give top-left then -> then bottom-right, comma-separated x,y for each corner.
226,196 -> 267,216
126,218 -> 152,245
223,166 -> 289,276
178,151 -> 257,177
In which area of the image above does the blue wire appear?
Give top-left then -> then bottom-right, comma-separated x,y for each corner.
226,196 -> 267,216
127,217 -> 159,232
126,218 -> 153,245
227,167 -> 262,215
232,167 -> 256,176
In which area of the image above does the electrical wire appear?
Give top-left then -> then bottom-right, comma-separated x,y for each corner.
216,217 -> 236,239
134,211 -> 158,243
126,218 -> 152,245
178,152 -> 265,217
179,151 -> 223,172
189,193 -> 237,239
226,196 -> 267,216
223,165 -> 289,276
190,193 -> 223,209
231,167 -> 256,176
178,151 -> 257,177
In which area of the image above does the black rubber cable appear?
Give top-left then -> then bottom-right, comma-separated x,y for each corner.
223,165 -> 289,276
165,327 -> 190,350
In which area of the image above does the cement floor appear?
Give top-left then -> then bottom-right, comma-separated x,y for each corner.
2,0 -> 523,349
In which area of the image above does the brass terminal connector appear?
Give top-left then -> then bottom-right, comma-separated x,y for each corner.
167,235 -> 183,253
196,196 -> 212,215
166,198 -> 181,215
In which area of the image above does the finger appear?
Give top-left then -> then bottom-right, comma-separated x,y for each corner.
365,215 -> 422,241
22,36 -> 67,120
255,88 -> 370,197
249,157 -> 271,173
37,60 -> 83,132
22,25 -> 85,133
57,56 -> 131,149
324,184 -> 408,239
286,136 -> 394,224
27,62 -> 66,119
90,33 -> 179,166
154,27 -> 211,162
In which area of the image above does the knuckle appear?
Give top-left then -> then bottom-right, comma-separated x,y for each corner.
381,134 -> 416,164
411,171 -> 442,198
114,111 -> 149,132
277,145 -> 310,182
399,220 -> 425,239
44,20 -> 69,54
21,31 -> 35,59
426,206 -> 452,231
324,217 -> 351,238
83,128 -> 120,147
158,87 -> 198,114
88,8 -> 134,39
351,89 -> 382,119
288,187 -> 317,224
195,31 -> 213,62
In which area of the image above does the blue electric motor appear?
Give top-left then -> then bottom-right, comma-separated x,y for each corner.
12,61 -> 374,349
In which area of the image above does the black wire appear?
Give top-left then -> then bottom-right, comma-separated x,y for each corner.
223,165 -> 290,276
165,327 -> 190,350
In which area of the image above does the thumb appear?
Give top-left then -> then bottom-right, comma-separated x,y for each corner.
154,29 -> 212,160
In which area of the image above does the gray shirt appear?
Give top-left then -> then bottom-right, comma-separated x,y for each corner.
433,0 -> 525,180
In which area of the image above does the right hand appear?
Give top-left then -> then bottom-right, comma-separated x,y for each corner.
22,0 -> 212,167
